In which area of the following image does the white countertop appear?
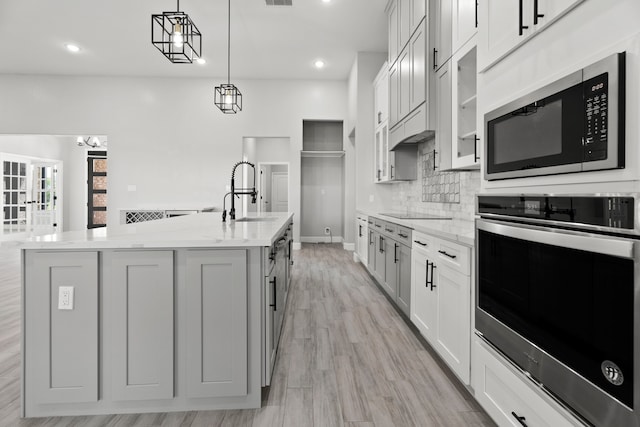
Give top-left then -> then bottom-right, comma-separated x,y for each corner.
20,212 -> 293,250
357,210 -> 475,246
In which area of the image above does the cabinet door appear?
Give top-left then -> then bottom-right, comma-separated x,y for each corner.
535,0 -> 583,30
409,21 -> 426,112
106,250 -> 174,401
375,126 -> 382,182
452,0 -> 478,53
410,251 -> 436,342
477,0 -> 531,71
24,251 -> 98,404
434,0 -> 453,71
389,61 -> 399,128
374,233 -> 387,286
451,42 -> 479,170
367,228 -> 376,272
434,264 -> 470,384
382,238 -> 398,300
185,249 -> 247,398
398,47 -> 411,121
388,0 -> 399,65
399,0 -> 412,52
410,0 -> 426,36
435,61 -> 453,170
396,243 -> 412,317
374,66 -> 389,126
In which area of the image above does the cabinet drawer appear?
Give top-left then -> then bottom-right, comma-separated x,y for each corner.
395,225 -> 412,246
473,338 -> 581,427
372,218 -> 385,231
382,222 -> 397,237
434,237 -> 470,275
411,230 -> 435,255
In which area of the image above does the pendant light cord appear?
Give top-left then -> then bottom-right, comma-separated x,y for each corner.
227,0 -> 231,84
177,0 -> 180,11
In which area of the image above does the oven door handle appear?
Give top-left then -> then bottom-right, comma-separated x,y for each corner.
476,219 -> 635,259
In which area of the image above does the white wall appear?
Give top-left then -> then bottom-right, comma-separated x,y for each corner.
479,0 -> 640,193
0,75 -> 348,243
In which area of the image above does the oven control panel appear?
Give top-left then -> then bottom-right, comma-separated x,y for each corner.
478,195 -> 635,230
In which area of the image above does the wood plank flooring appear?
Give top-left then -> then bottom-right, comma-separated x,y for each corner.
0,243 -> 495,427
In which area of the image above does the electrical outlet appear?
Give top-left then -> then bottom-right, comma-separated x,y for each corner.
324,227 -> 331,235
369,195 -> 374,202
58,286 -> 74,310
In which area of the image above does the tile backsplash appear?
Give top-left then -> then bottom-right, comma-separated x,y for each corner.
392,139 -> 480,221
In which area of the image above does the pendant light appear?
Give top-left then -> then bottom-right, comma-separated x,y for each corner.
152,0 -> 202,64
214,0 -> 242,113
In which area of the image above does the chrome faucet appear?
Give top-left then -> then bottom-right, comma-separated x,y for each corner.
222,161 -> 258,222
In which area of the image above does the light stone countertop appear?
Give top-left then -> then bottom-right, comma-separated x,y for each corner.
357,209 -> 475,247
19,212 -> 293,250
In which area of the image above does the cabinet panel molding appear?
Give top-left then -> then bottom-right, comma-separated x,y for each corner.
185,249 -> 248,398
106,250 -> 175,401
25,251 -> 99,404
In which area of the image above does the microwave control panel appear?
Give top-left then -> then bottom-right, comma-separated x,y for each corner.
583,72 -> 608,161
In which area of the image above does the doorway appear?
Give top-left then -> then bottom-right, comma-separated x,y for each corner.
258,164 -> 289,213
1,153 -> 63,241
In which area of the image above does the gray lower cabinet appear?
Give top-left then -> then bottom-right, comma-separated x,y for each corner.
395,242 -> 411,316
383,237 -> 398,300
367,227 -> 376,272
363,217 -> 413,317
104,250 -> 174,401
24,251 -> 99,404
185,249 -> 248,398
374,231 -> 386,284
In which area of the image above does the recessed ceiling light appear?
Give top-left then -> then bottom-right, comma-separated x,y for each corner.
322,0 -> 331,3
196,57 -> 206,65
65,44 -> 80,53
314,59 -> 325,69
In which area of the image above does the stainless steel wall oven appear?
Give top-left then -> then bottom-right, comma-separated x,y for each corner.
476,194 -> 640,427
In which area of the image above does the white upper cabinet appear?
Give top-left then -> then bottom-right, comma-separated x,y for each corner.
409,21 -> 427,112
451,39 -> 479,169
388,0 -> 399,65
410,0 -> 427,36
452,0 -> 478,53
374,61 -> 389,126
478,0 -> 584,71
389,0 -> 426,67
433,0 -> 453,71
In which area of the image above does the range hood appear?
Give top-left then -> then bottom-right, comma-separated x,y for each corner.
389,106 -> 435,151
390,129 -> 435,150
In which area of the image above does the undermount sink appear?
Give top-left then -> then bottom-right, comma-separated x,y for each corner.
235,217 -> 279,222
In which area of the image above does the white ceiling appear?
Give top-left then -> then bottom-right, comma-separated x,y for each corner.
0,0 -> 389,81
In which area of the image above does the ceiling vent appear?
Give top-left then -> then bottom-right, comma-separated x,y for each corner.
265,0 -> 293,5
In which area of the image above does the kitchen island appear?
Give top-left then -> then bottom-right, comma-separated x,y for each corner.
20,212 -> 294,418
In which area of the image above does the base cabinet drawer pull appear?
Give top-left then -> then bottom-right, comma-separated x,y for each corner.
414,240 -> 427,247
270,277 -> 277,311
511,412 -> 528,427
398,233 -> 408,238
438,250 -> 457,259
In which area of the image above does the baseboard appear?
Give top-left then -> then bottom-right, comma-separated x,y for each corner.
300,236 -> 344,244
293,242 -> 302,250
343,242 -> 355,251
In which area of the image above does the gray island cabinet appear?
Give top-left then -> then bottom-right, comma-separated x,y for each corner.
21,212 -> 293,418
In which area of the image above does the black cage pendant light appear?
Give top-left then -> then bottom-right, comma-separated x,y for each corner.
214,0 -> 242,113
152,0 -> 202,63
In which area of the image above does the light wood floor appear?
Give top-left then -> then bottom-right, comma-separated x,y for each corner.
0,243 -> 495,427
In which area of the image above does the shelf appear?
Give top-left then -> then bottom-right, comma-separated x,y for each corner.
300,150 -> 345,158
460,95 -> 477,109
459,131 -> 477,140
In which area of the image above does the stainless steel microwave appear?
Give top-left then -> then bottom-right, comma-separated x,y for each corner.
484,52 -> 625,181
